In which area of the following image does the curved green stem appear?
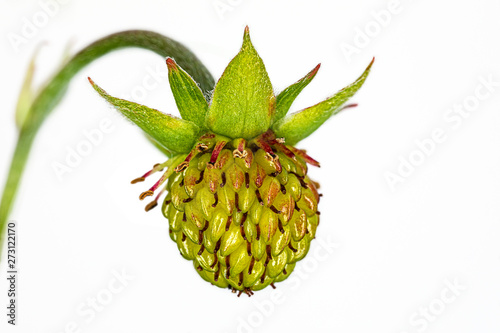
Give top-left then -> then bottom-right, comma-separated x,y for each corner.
0,30 -> 215,259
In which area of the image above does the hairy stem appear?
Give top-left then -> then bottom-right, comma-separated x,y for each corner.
0,30 -> 215,259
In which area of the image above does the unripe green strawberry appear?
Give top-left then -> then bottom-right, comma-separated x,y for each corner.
89,26 -> 373,296
161,136 -> 320,293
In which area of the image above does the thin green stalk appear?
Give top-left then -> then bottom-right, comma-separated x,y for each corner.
0,30 -> 215,259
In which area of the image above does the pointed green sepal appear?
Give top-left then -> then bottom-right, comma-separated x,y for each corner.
274,63 -> 320,122
166,57 -> 208,128
272,58 -> 374,145
88,78 -> 200,154
206,26 -> 276,139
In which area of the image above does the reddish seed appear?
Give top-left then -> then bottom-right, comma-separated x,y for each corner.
248,257 -> 255,274
212,192 -> 218,208
225,216 -> 232,231
195,170 -> 204,184
245,173 -> 250,188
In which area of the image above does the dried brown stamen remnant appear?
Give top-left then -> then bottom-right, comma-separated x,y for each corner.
145,201 -> 158,212
131,162 -> 165,184
139,190 -> 154,200
145,186 -> 167,212
233,138 -> 247,158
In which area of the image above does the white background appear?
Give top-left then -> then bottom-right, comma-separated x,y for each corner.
1,0 -> 499,332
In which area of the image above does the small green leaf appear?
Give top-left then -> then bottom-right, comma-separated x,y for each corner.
15,46 -> 43,128
166,57 -> 208,128
274,63 -> 320,122
272,58 -> 374,145
89,78 -> 200,153
207,26 -> 275,139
